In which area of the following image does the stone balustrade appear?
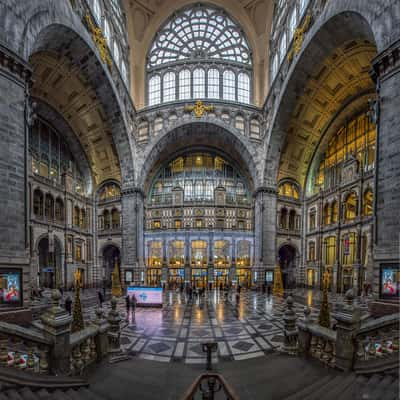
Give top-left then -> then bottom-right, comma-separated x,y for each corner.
0,291 -> 122,378
297,293 -> 399,373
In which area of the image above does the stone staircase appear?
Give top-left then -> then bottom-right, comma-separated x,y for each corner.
284,371 -> 399,400
0,384 -> 106,399
0,366 -> 106,400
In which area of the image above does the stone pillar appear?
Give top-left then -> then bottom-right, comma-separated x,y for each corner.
161,232 -> 168,284
121,187 -> 144,285
92,308 -> 109,360
207,230 -> 214,286
40,289 -> 72,374
371,42 -> 400,299
230,237 -> 236,284
184,228 -> 191,285
0,46 -> 32,313
254,186 -> 277,286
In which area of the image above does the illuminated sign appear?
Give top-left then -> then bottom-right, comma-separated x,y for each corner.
127,287 -> 163,307
0,270 -> 22,307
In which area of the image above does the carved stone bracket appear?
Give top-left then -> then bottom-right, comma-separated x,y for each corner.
0,44 -> 32,84
371,39 -> 400,82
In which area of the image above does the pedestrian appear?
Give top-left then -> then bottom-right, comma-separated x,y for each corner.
262,283 -> 266,294
237,284 -> 242,295
98,290 -> 104,307
267,285 -> 271,296
125,295 -> 130,314
131,294 -> 137,314
220,282 -> 223,291
65,296 -> 72,315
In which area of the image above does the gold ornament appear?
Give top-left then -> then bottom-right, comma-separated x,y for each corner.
287,14 -> 312,62
272,265 -> 284,297
185,100 -> 214,118
85,14 -> 113,68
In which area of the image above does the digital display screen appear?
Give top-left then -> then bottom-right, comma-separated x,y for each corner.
0,270 -> 22,307
380,265 -> 400,298
127,287 -> 163,307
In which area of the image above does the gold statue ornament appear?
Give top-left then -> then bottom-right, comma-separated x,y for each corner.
185,100 -> 214,118
287,14 -> 312,62
85,14 -> 113,68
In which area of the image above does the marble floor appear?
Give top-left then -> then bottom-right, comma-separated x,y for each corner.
83,290 -> 321,364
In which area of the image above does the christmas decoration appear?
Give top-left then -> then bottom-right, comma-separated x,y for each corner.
71,269 -> 85,333
272,265 -> 284,297
111,261 -> 123,297
318,270 -> 331,328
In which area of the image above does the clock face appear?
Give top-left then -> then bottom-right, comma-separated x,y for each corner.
216,209 -> 224,217
175,209 -> 182,216
195,208 -> 203,216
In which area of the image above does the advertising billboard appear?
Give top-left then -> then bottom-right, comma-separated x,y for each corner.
380,264 -> 400,299
0,269 -> 22,307
127,287 -> 163,307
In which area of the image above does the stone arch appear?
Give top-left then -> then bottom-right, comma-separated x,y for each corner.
100,243 -> 121,286
278,243 -> 299,289
23,18 -> 135,188
137,119 -> 261,193
264,6 -> 381,187
34,100 -> 94,194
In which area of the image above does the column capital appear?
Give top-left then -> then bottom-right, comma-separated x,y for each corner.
253,185 -> 278,197
371,39 -> 400,82
0,44 -> 32,85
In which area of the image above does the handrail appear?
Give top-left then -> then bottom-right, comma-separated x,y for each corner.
181,373 -> 239,400
358,314 -> 399,335
0,322 -> 52,345
70,325 -> 99,347
297,320 -> 337,342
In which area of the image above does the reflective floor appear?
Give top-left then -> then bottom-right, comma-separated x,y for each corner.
85,290 -> 320,363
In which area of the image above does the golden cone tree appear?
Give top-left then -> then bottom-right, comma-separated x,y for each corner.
111,261 -> 122,297
318,270 -> 331,328
272,265 -> 284,297
71,269 -> 84,333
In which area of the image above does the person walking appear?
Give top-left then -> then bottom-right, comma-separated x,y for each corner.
98,290 -> 104,307
125,295 -> 131,314
65,296 -> 72,315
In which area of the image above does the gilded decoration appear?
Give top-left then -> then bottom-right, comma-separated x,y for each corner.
185,100 -> 214,118
85,14 -> 113,68
287,14 -> 312,62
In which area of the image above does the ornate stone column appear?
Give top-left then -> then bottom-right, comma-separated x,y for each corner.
207,229 -> 214,286
161,232 -> 168,285
121,186 -> 144,285
254,186 -> 277,286
0,45 -> 32,312
184,227 -> 191,285
229,236 -> 236,284
370,41 -> 400,298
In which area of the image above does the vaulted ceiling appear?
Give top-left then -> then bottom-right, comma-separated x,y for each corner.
123,0 -> 274,108
30,52 -> 121,185
278,40 -> 377,187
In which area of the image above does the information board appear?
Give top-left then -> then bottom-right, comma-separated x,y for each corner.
126,287 -> 163,307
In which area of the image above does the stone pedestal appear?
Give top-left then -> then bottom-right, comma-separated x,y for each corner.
40,289 -> 72,374
333,291 -> 361,371
92,308 -> 109,361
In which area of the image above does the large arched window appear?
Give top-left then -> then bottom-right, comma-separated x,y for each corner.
223,70 -> 236,101
207,69 -> 220,99
193,69 -> 205,99
146,4 -> 252,105
163,72 -> 176,102
179,69 -> 191,100
149,75 -> 161,106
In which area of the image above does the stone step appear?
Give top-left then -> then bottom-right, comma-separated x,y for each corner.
306,374 -> 350,400
284,374 -> 335,400
321,373 -> 358,400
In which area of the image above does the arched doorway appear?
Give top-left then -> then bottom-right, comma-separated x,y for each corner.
102,245 -> 121,287
278,245 -> 297,289
38,236 -> 62,289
